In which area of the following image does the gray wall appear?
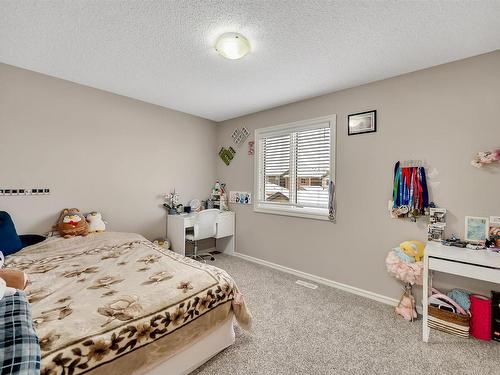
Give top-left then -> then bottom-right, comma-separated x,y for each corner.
216,51 -> 500,300
2,52 -> 499,302
0,63 -> 217,239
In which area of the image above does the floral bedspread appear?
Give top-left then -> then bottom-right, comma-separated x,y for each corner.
5,232 -> 251,375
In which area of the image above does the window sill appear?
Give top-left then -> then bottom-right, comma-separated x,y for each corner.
253,203 -> 333,221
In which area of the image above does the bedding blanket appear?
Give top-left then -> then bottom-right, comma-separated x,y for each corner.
5,232 -> 251,375
0,292 -> 41,375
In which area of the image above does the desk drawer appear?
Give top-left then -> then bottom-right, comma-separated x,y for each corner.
429,257 -> 500,284
215,215 -> 234,239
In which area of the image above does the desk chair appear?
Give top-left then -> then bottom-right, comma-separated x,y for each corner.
185,209 -> 219,262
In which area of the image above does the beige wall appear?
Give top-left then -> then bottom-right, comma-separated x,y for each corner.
0,63 -> 217,239
2,52 -> 499,301
216,51 -> 500,300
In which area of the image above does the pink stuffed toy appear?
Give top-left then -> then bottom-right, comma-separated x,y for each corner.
396,293 -> 417,321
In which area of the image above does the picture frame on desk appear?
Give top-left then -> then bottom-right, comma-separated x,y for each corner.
464,216 -> 489,243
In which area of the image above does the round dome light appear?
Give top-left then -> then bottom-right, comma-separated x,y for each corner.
215,32 -> 251,60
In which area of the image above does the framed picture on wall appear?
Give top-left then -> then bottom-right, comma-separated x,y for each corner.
348,110 -> 376,136
465,216 -> 489,243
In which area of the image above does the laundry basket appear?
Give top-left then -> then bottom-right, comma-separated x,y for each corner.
428,305 -> 470,338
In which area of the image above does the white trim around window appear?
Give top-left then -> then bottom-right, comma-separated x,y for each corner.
253,114 -> 336,221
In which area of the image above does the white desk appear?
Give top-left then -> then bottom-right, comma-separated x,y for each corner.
167,211 -> 235,257
422,242 -> 500,342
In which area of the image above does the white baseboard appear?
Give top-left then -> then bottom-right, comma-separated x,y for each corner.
232,252 -> 401,308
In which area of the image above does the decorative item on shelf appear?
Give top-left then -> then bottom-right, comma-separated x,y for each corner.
441,234 -> 467,248
347,110 -> 376,136
385,240 -> 425,322
206,198 -> 214,209
229,191 -> 252,205
471,149 -> 500,168
489,216 -> 500,248
464,216 -> 489,244
208,180 -> 228,210
428,207 -> 446,242
163,189 -> 181,215
219,146 -> 236,166
189,199 -> 201,212
389,160 -> 429,222
220,183 -> 229,211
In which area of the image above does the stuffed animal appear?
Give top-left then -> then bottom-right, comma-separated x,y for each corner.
400,240 -> 425,262
153,238 -> 170,249
395,293 -> 417,322
86,212 -> 106,233
55,208 -> 88,238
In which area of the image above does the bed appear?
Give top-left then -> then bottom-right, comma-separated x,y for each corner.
4,232 -> 251,375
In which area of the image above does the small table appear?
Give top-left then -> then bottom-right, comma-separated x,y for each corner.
422,241 -> 500,342
167,211 -> 235,256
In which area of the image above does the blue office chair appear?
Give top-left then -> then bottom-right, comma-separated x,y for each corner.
0,211 -> 45,256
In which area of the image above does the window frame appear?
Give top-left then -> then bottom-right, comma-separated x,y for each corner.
253,114 -> 336,221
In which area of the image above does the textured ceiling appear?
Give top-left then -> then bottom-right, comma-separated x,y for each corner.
1,1 -> 500,122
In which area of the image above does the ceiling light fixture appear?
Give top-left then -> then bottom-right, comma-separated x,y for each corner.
215,32 -> 251,60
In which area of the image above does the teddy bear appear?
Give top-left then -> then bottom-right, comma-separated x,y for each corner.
55,208 -> 89,238
86,212 -> 106,233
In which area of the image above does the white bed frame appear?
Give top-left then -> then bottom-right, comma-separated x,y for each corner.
142,315 -> 235,375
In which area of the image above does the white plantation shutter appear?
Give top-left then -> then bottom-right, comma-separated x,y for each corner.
255,115 -> 335,220
296,127 -> 330,208
262,134 -> 291,202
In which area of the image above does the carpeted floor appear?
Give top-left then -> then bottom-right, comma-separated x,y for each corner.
192,254 -> 500,375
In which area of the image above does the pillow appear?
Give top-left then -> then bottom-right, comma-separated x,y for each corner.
0,211 -> 23,256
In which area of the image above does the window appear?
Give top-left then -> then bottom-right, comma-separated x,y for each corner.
254,115 -> 336,220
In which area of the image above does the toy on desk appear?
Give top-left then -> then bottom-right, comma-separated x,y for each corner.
220,184 -> 229,211
86,212 -> 106,233
441,234 -> 467,248
209,181 -> 228,210
466,243 -> 486,250
427,206 -> 447,242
